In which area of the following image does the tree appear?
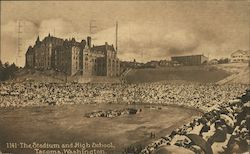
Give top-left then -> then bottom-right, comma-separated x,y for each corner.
218,58 -> 230,64
4,62 -> 9,68
0,61 -> 19,81
0,60 -> 3,81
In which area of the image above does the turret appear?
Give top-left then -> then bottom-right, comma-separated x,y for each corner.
35,36 -> 40,44
81,40 -> 86,48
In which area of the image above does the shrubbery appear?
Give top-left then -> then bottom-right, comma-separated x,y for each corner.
0,61 -> 19,81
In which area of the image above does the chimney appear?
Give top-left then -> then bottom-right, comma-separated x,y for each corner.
105,42 -> 108,50
87,36 -> 91,48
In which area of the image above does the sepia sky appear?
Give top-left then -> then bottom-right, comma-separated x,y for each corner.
1,1 -> 249,66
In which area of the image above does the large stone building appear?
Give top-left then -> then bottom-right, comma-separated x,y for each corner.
25,34 -> 120,77
171,54 -> 208,66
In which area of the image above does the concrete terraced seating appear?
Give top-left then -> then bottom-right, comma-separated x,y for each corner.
140,89 -> 250,154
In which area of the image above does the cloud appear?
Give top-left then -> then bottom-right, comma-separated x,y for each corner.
1,18 -> 83,66
92,22 -> 205,62
1,19 -> 45,66
1,1 -> 249,66
2,16 -> 249,66
1,0 -> 249,66
92,18 -> 249,62
38,18 -> 76,38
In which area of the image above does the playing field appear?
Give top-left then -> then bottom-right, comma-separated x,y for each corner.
0,104 -> 202,154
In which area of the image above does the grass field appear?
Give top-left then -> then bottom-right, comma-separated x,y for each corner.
0,104 -> 202,154
125,66 -> 230,84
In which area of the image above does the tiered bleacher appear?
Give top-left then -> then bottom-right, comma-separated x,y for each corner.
0,81 -> 247,112
0,80 -> 249,153
139,89 -> 250,154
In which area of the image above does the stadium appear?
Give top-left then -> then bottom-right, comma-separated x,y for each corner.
1,1 -> 249,154
0,62 -> 249,154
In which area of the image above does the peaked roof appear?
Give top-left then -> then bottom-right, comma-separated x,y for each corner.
231,50 -> 249,56
36,36 -> 40,42
26,46 -> 33,55
171,54 -> 207,58
91,44 -> 115,52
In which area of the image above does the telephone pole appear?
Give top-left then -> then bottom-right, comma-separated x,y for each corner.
116,21 -> 118,52
89,20 -> 97,40
141,50 -> 144,60
17,20 -> 23,66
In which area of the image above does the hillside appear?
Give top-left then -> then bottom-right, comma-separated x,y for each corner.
125,66 -> 231,84
12,69 -> 65,83
215,63 -> 249,85
12,69 -> 120,83
231,69 -> 249,84
213,63 -> 248,73
8,64 -> 248,84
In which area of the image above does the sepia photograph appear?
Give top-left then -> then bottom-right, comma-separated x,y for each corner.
0,1 -> 249,154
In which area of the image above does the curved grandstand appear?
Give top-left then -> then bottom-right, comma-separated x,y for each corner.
0,64 -> 249,154
138,90 -> 250,154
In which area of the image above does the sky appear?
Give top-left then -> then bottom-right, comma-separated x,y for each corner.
0,1 -> 249,66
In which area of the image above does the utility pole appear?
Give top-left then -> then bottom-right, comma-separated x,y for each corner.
89,20 -> 97,40
116,21 -> 118,52
141,50 -> 144,61
17,20 -> 23,66
64,59 -> 68,83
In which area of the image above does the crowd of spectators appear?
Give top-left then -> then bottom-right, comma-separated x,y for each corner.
85,108 -> 142,118
0,80 -> 249,153
0,81 -> 248,113
139,89 -> 250,154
